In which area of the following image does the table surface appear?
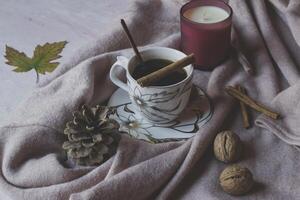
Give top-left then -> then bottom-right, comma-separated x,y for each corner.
0,0 -> 130,122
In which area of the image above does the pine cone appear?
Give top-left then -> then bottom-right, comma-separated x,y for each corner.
62,105 -> 120,166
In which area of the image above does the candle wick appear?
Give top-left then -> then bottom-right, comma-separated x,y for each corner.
202,10 -> 211,21
203,10 -> 207,19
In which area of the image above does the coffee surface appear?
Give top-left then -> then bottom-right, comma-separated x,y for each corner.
132,59 -> 187,86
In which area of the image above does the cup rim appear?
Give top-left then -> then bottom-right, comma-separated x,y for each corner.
180,0 -> 233,27
127,47 -> 194,89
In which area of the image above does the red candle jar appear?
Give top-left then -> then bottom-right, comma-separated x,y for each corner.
180,0 -> 232,70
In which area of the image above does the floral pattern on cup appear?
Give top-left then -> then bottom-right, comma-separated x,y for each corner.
128,77 -> 193,124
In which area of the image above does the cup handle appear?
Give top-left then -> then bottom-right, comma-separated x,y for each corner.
110,56 -> 130,92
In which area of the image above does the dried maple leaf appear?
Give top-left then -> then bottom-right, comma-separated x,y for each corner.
4,41 -> 67,83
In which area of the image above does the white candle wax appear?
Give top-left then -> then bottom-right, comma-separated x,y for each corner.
184,6 -> 229,24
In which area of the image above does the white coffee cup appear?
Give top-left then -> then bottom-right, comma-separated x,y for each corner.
110,47 -> 193,124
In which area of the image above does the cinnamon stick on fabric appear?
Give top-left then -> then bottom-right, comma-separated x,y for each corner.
237,85 -> 250,128
137,54 -> 195,87
225,86 -> 280,120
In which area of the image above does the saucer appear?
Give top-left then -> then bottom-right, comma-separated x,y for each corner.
107,85 -> 213,143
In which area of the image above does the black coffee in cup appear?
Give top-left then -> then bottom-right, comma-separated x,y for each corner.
132,59 -> 187,86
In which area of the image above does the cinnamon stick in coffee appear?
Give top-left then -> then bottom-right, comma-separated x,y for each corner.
226,86 -> 280,120
137,54 -> 194,87
121,19 -> 144,63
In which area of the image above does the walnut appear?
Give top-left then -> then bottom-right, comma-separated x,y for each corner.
219,165 -> 254,195
213,130 -> 242,163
